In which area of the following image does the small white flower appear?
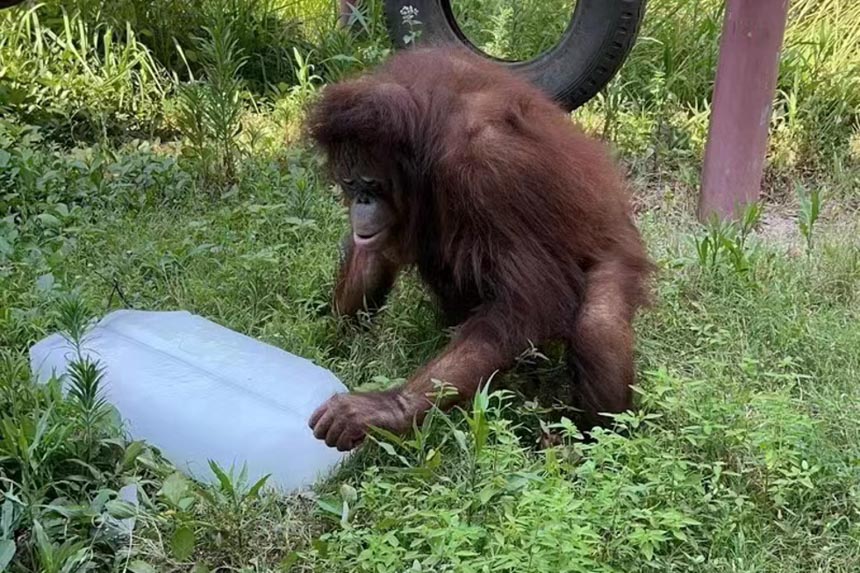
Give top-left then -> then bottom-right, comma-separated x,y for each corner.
400,5 -> 419,18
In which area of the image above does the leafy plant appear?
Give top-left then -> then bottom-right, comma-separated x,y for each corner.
399,5 -> 423,45
692,203 -> 761,276
0,6 -> 168,143
273,48 -> 324,143
451,0 -> 572,60
35,0 -> 312,91
174,14 -> 248,192
797,185 -> 823,253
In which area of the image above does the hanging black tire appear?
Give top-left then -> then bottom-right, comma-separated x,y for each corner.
383,0 -> 647,111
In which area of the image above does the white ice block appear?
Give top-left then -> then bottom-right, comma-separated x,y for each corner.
29,309 -> 348,491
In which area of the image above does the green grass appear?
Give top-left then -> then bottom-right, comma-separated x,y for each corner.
1,0 -> 860,571
2,130 -> 858,571
452,0 -> 574,61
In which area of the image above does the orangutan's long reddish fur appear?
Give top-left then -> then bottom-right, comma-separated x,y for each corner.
306,47 -> 654,451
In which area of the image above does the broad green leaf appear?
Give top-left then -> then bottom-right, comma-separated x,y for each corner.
478,485 -> 496,505
376,441 -> 398,458
279,551 -> 299,571
315,495 -> 342,516
105,499 -> 137,519
36,212 -> 60,227
122,441 -> 146,469
452,429 -> 468,453
0,539 -> 16,571
171,526 -> 195,560
160,472 -> 189,507
339,483 -> 357,504
129,560 -> 156,573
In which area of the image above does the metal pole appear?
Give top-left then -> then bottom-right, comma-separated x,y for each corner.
698,0 -> 791,221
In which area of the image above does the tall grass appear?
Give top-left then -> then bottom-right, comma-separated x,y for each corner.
31,0 -> 314,91
0,5 -> 169,143
452,0 -> 573,61
173,13 -> 249,191
604,0 -> 860,167
1,139 -> 857,571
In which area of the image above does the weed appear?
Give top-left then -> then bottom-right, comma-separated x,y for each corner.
692,203 -> 762,276
452,0 -> 573,61
797,185 -> 823,253
174,14 -> 248,192
0,5 -> 168,144
273,49 -> 325,143
399,5 -> 423,46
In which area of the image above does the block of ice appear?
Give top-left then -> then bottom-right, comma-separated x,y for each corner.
29,309 -> 348,491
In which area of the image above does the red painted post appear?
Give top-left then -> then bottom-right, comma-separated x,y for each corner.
698,0 -> 790,221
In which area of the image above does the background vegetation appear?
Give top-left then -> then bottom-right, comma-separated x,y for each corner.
1,0 -> 858,571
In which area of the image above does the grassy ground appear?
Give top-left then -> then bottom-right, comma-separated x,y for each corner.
1,0 -> 860,571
